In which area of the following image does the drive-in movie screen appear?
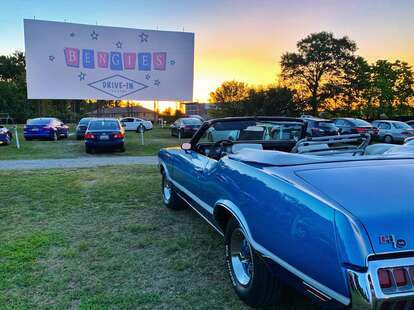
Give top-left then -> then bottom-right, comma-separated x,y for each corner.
1,1 -> 414,309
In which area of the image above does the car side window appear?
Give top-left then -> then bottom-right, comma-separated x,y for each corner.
379,123 -> 391,130
335,119 -> 345,126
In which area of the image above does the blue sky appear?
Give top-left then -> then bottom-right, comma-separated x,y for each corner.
1,0 -> 414,101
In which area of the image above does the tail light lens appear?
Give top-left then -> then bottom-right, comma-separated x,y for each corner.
84,133 -> 95,139
354,127 -> 367,133
393,268 -> 408,287
378,269 -> 392,289
113,133 -> 124,139
401,132 -> 410,135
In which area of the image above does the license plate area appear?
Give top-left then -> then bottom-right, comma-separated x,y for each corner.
100,135 -> 109,140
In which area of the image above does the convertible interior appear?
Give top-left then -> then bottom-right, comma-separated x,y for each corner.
192,118 -> 414,161
193,119 -> 306,160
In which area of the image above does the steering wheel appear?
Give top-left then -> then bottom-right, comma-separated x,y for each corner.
209,139 -> 234,160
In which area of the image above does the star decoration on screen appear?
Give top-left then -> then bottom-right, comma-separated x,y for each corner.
91,30 -> 99,40
154,79 -> 160,86
48,55 -> 55,62
169,60 -> 176,65
145,74 -> 151,80
138,32 -> 148,43
78,72 -> 86,81
115,41 -> 122,48
70,32 -> 76,37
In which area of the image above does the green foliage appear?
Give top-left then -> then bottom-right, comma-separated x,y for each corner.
209,83 -> 301,118
280,32 -> 357,115
209,80 -> 249,104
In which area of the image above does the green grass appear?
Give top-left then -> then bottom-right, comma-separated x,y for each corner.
0,165 -> 318,309
0,125 -> 185,160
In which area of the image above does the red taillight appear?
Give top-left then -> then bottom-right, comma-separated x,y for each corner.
311,128 -> 319,134
354,127 -> 367,133
84,133 -> 95,139
409,267 -> 414,284
378,269 -> 392,289
393,268 -> 408,287
113,133 -> 124,139
401,131 -> 410,135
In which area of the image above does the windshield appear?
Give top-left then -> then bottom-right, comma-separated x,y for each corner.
200,120 -> 304,143
182,118 -> 202,125
393,122 -> 411,129
27,118 -> 51,125
88,120 -> 119,131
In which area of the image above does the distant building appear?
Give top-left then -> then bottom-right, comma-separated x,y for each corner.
87,106 -> 156,121
184,103 -> 215,119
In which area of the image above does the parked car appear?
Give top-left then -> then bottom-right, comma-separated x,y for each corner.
84,118 -> 125,153
405,120 -> 414,128
302,117 -> 340,137
333,117 -> 379,136
159,116 -> 414,309
371,120 -> 414,143
170,117 -> 202,138
120,117 -> 153,132
0,125 -> 12,145
24,117 -> 69,141
76,117 -> 95,140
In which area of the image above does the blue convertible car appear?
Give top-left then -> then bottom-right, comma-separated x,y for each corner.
159,117 -> 414,309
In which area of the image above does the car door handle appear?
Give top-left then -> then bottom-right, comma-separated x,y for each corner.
194,167 -> 203,173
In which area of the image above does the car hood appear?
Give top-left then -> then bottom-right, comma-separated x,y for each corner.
293,161 -> 414,254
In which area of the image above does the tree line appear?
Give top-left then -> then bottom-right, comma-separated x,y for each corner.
210,32 -> 414,119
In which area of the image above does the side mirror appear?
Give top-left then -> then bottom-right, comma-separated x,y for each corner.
181,142 -> 191,151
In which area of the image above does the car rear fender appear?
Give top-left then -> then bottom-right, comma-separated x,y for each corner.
334,211 -> 374,270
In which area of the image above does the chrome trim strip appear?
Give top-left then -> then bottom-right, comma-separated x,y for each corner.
170,179 -> 214,214
303,281 -> 331,301
175,191 -> 224,236
165,176 -> 350,306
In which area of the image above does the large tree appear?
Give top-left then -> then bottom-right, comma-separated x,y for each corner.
209,80 -> 249,104
280,32 -> 357,115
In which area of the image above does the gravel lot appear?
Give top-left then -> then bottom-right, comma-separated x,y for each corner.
0,155 -> 158,170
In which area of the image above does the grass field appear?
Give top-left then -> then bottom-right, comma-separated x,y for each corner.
0,165 -> 318,309
0,125 -> 185,160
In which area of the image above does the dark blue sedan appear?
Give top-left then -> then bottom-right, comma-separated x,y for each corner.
84,118 -> 125,153
24,118 -> 69,141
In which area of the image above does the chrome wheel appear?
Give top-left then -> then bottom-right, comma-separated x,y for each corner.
162,175 -> 172,204
230,228 -> 254,286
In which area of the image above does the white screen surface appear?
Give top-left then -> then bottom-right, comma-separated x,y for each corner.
24,19 -> 194,101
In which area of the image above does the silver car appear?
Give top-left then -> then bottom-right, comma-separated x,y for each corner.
372,120 -> 414,143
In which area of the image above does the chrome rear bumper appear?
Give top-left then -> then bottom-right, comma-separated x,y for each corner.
348,257 -> 414,309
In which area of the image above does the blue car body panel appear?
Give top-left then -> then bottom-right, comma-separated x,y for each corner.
24,118 -> 68,139
159,121 -> 414,308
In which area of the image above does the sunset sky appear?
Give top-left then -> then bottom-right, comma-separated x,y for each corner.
1,0 -> 413,103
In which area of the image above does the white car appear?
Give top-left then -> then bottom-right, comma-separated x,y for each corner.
120,117 -> 153,132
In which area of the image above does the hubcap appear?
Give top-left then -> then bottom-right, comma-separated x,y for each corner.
162,176 -> 172,204
230,228 -> 253,286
